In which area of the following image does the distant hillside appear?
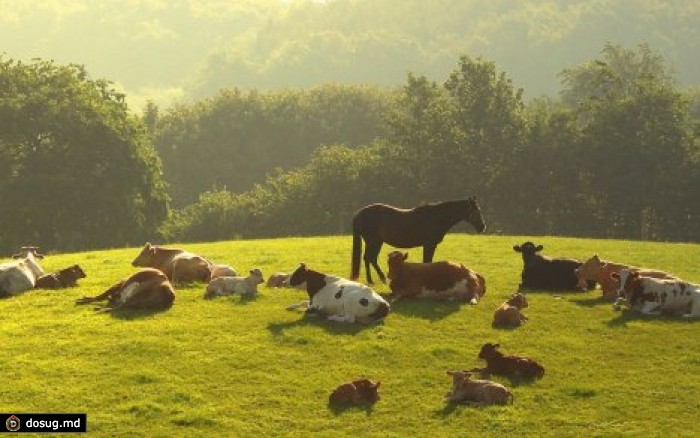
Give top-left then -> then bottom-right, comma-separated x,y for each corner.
2,0 -> 699,109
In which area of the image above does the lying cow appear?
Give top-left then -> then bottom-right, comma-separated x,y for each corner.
575,254 -> 677,301
267,273 -> 289,288
493,293 -> 528,327
0,247 -> 45,297
205,268 -> 264,299
386,251 -> 485,304
612,269 -> 700,318
285,263 -> 390,324
329,378 -> 381,405
35,265 -> 86,289
475,343 -> 545,379
209,264 -> 238,280
131,242 -> 212,282
75,268 -> 175,313
445,370 -> 513,406
514,241 -> 594,291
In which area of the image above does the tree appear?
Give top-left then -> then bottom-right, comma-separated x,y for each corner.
0,57 -> 169,252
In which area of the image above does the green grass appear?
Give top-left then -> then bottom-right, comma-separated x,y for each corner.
1,234 -> 700,437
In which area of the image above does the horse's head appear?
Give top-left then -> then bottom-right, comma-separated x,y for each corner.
464,197 -> 485,233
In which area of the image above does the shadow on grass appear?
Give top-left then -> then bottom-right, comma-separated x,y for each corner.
570,296 -> 610,308
327,401 -> 375,416
389,299 -> 462,321
267,315 -> 384,336
607,310 -> 700,327
106,307 -> 172,320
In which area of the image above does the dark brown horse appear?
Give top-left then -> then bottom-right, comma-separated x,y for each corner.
351,197 -> 486,284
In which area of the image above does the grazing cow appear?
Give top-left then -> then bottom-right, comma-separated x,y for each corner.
266,273 -> 289,288
131,242 -> 212,283
513,241 -> 594,291
209,264 -> 238,280
0,247 -> 45,297
445,371 -> 513,406
329,378 -> 381,405
476,343 -> 545,379
386,251 -> 485,304
75,268 -> 175,312
612,269 -> 700,317
575,255 -> 677,301
493,293 -> 528,327
285,263 -> 390,324
35,265 -> 86,289
204,269 -> 264,299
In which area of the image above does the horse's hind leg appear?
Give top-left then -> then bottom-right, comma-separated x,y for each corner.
364,240 -> 385,284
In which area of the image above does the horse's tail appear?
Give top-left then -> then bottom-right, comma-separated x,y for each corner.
351,216 -> 363,281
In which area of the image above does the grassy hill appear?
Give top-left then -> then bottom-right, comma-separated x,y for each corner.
1,235 -> 699,436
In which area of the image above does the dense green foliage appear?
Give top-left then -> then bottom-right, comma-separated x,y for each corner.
2,235 -> 699,435
166,45 -> 700,243
0,57 -> 169,253
151,85 -> 392,206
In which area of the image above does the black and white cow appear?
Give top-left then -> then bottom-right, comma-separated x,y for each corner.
513,241 -> 594,291
0,247 -> 45,297
612,269 -> 700,317
285,263 -> 390,324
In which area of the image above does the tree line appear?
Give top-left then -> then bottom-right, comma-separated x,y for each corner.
1,44 -> 699,254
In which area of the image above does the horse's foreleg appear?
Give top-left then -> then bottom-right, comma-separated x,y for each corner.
423,245 -> 437,263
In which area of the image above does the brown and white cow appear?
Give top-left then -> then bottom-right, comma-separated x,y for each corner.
131,242 -> 212,283
612,269 -> 700,318
386,251 -> 485,304
75,268 -> 175,313
575,255 -> 677,301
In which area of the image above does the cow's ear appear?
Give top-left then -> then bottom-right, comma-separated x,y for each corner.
145,242 -> 152,248
299,263 -> 306,269
593,254 -> 600,262
513,245 -> 521,252
374,381 -> 381,389
535,245 -> 543,252
402,252 -> 408,261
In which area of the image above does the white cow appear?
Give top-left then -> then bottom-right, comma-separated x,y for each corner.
285,263 -> 390,324
0,247 -> 45,297
612,269 -> 700,318
205,268 -> 264,299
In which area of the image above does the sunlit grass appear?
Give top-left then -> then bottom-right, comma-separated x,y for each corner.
1,235 -> 699,436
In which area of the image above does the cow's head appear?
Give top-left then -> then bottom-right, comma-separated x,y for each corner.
513,242 -> 543,263
352,378 -> 381,403
284,263 -> 327,296
285,263 -> 308,289
249,268 -> 264,284
64,265 -> 87,280
611,269 -> 637,300
132,242 -> 156,267
507,292 -> 528,309
575,254 -> 602,289
386,251 -> 408,280
446,370 -> 475,390
12,246 -> 44,260
478,342 -> 501,361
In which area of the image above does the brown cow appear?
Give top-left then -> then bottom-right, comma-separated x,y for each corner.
445,371 -> 513,406
35,265 -> 86,289
386,251 -> 485,303
329,378 -> 381,405
575,255 -> 677,301
131,242 -> 212,282
75,268 -> 175,313
493,293 -> 528,327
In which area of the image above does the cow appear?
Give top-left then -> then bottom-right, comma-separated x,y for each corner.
35,265 -> 86,289
612,269 -> 700,318
204,268 -> 264,299
513,241 -> 594,291
75,268 -> 175,313
329,378 -> 381,405
386,251 -> 485,304
266,273 -> 289,288
209,264 -> 238,281
131,242 -> 212,283
475,343 -> 545,379
445,370 -> 513,406
0,247 -> 45,297
493,293 -> 528,327
284,263 -> 390,324
575,255 -> 677,301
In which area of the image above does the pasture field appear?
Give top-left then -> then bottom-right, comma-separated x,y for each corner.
1,235 -> 699,437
